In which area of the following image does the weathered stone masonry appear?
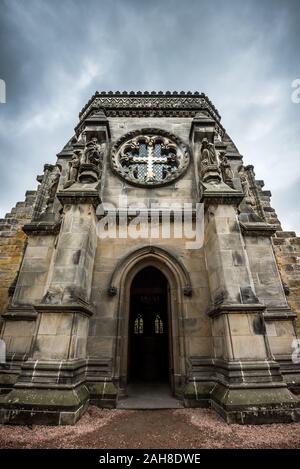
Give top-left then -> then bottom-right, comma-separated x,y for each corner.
0,91 -> 299,425
0,192 -> 37,320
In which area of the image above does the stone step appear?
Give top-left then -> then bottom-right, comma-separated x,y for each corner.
255,179 -> 265,188
0,224 -> 12,231
261,190 -> 272,197
25,190 -> 36,197
276,231 -> 296,238
116,384 -> 183,410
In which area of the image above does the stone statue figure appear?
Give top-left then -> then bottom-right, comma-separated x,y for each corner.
42,165 -> 61,212
200,138 -> 217,165
47,165 -> 60,200
198,137 -> 221,183
239,166 -> 255,205
219,152 -> 234,187
76,137 -> 106,184
83,137 -> 104,166
68,151 -> 81,183
239,167 -> 251,198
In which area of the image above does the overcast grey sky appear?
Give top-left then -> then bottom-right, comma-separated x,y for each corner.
0,0 -> 299,230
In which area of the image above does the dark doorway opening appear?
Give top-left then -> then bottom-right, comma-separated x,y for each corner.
128,266 -> 170,384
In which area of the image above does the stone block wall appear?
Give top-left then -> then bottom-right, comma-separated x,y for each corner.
244,235 -> 287,308
273,231 -> 300,336
0,191 -> 36,325
103,117 -> 195,208
88,231 -> 212,365
254,180 -> 282,229
254,179 -> 300,336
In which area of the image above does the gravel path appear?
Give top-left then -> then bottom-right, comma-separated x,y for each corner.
0,406 -> 299,449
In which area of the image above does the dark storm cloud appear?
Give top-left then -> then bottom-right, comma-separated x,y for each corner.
0,0 -> 299,230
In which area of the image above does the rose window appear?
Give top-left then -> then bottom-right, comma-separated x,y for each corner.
111,129 -> 190,187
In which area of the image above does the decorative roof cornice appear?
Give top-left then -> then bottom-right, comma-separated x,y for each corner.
77,91 -> 222,128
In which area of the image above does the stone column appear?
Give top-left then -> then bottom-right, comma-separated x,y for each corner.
0,192 -> 99,425
0,169 -> 61,397
238,164 -> 300,392
0,109 -> 116,424
0,109 -> 117,423
188,118 -> 298,423
205,198 -> 298,423
43,203 -> 97,307
242,225 -> 300,392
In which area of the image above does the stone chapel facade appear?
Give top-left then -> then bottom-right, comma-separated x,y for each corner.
0,91 -> 299,425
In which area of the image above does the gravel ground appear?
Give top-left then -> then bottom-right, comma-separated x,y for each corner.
0,407 -> 300,449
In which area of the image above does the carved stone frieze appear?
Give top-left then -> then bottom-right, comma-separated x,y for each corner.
76,92 -> 225,137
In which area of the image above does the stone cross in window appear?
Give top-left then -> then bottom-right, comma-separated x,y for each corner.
114,131 -> 187,186
130,139 -> 168,182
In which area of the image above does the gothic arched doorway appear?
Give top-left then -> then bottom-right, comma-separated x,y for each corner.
128,266 -> 170,385
112,246 -> 190,399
